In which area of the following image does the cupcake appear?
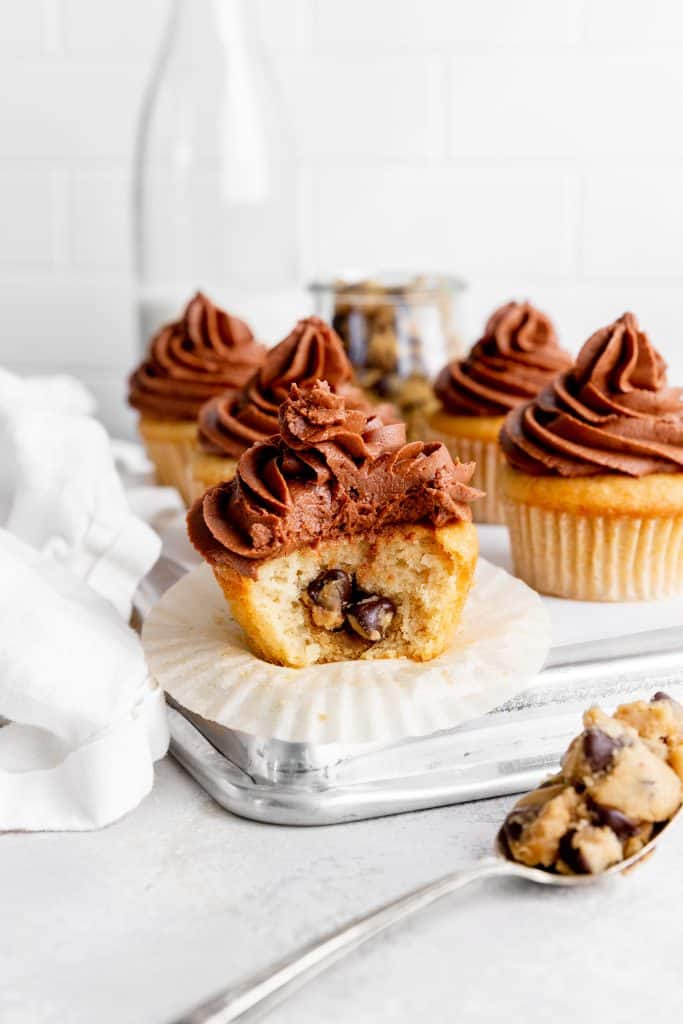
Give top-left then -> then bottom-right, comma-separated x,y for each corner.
129,292 -> 265,503
500,312 -> 683,600
190,315 -> 383,502
187,380 -> 481,668
426,301 -> 571,523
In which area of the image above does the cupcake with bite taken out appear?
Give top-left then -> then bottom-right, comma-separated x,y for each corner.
187,380 -> 482,668
189,316 -> 388,502
128,291 -> 265,504
500,312 -> 683,601
425,301 -> 572,523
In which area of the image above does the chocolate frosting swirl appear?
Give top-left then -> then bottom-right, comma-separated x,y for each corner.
128,292 -> 265,420
197,316 -> 369,458
435,301 -> 571,416
188,380 -> 482,574
500,312 -> 683,477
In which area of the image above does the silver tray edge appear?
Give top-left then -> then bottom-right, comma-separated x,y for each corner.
140,557 -> 683,826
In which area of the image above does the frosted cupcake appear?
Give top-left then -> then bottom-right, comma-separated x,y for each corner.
188,380 -> 481,668
426,301 -> 571,523
190,316 -> 380,502
129,292 -> 265,503
500,312 -> 683,600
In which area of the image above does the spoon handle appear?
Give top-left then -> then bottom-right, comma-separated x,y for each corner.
171,858 -> 514,1024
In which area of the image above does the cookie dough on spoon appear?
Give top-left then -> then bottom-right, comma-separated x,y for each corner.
502,692 -> 683,875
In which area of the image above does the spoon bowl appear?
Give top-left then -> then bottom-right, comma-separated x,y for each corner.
493,804 -> 681,887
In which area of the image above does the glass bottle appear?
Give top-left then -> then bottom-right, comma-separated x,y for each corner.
133,0 -> 298,350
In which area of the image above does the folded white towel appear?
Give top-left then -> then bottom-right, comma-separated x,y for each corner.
0,370 -> 173,831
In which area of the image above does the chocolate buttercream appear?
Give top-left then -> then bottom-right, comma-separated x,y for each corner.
188,380 -> 482,575
500,312 -> 683,477
435,301 -> 571,417
128,292 -> 265,420
197,315 -> 372,458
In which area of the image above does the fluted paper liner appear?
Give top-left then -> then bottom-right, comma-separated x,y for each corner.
188,453 -> 239,504
138,427 -> 196,507
505,501 -> 683,601
420,425 -> 505,525
142,558 -> 550,745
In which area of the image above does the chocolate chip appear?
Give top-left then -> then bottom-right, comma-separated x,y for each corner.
306,570 -> 353,631
583,728 -> 619,773
589,801 -> 639,840
506,821 -> 523,841
653,692 -> 672,703
307,570 -> 352,612
502,812 -> 529,843
497,827 -> 513,859
558,831 -> 590,875
346,595 -> 396,642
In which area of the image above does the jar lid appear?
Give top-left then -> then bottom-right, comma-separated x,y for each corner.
308,270 -> 467,300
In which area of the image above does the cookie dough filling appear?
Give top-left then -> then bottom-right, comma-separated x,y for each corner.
303,568 -> 396,642
501,693 -> 683,875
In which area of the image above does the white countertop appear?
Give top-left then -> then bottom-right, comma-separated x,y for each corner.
4,526 -> 683,1023
3,754 -> 681,1023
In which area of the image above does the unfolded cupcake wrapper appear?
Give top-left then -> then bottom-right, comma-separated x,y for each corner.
140,433 -> 196,507
141,559 -> 550,746
504,500 -> 683,601
421,427 -> 505,524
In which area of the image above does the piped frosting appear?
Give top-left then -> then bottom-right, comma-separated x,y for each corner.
197,316 -> 371,459
435,301 -> 571,417
129,292 -> 265,420
188,380 -> 482,574
500,312 -> 683,477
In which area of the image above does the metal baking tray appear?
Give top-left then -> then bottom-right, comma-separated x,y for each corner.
136,557 -> 683,826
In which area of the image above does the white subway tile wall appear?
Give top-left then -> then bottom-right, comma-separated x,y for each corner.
1,0 -> 683,436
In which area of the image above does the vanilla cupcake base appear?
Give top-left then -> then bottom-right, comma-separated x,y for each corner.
141,557 -> 551,745
138,416 -> 197,506
503,467 -> 683,601
188,451 -> 239,504
423,411 -> 506,524
212,522 -> 478,667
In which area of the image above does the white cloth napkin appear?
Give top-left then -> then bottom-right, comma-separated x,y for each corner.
0,370 -> 175,831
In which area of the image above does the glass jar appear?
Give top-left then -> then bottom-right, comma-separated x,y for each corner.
309,272 -> 467,421
133,0 -> 298,350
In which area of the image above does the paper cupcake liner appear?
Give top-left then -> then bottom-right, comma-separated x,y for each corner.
188,453 -> 239,505
504,500 -> 683,601
139,431 -> 196,507
142,559 -> 550,745
421,426 -> 505,524
187,478 -> 212,505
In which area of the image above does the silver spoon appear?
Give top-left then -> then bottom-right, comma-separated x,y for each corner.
170,808 -> 680,1024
